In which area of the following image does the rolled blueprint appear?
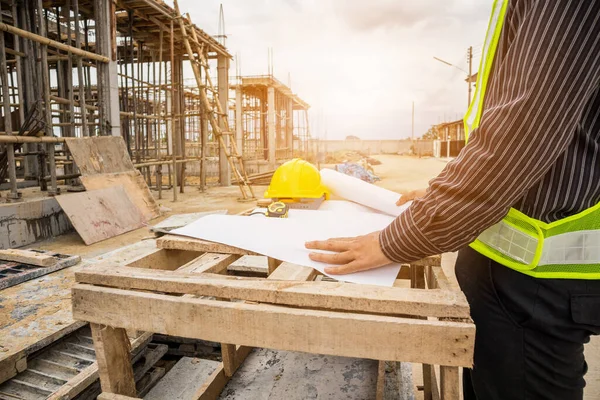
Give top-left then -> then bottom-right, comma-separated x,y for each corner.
320,168 -> 410,217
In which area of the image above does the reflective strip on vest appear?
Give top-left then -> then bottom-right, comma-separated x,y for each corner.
477,220 -> 600,266
464,0 -> 509,141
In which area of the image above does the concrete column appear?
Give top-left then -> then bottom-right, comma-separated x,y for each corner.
235,86 -> 243,157
217,55 -> 230,186
286,99 -> 293,157
94,0 -> 120,136
267,86 -> 276,167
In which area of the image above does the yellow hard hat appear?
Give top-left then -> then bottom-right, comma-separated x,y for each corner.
264,158 -> 329,199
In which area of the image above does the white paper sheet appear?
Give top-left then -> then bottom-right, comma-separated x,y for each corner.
320,168 -> 410,216
171,210 -> 401,286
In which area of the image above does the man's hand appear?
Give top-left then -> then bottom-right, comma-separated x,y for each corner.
396,188 -> 427,206
305,231 -> 391,275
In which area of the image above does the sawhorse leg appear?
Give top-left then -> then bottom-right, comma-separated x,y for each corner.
91,323 -> 136,397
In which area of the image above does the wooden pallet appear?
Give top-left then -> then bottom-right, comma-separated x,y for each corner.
71,234 -> 474,400
0,249 -> 80,290
0,324 -> 164,400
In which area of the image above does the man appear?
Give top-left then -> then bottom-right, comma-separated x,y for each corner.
306,1 -> 600,399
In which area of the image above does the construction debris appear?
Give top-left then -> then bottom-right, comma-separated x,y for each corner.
0,249 -> 79,290
335,162 -> 381,183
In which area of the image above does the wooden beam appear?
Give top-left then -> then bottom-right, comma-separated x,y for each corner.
193,345 -> 252,400
72,285 -> 474,367
440,366 -> 460,400
97,394 -> 141,400
156,235 -> 259,255
90,324 -> 136,397
376,360 -> 385,400
176,253 -> 240,275
267,262 -> 317,282
267,257 -> 281,275
0,249 -> 58,267
75,264 -> 470,318
0,22 -> 109,62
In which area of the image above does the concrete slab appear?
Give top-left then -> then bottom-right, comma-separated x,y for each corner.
219,349 -> 378,400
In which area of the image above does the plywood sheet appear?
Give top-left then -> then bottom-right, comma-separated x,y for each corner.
81,171 -> 160,220
65,136 -> 134,175
56,187 -> 146,245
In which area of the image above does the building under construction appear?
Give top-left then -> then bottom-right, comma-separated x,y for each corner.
0,0 -> 311,247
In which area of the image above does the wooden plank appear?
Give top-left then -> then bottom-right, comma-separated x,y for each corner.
440,366 -> 459,400
156,235 -> 259,255
56,187 -> 146,245
267,257 -> 281,276
0,249 -> 57,267
411,255 -> 442,267
193,257 -> 316,399
75,264 -> 470,318
0,253 -> 80,291
144,357 -> 220,400
440,253 -> 460,292
228,255 -> 268,276
221,344 -> 237,377
97,393 -> 141,400
411,264 -> 426,289
376,360 -> 385,400
80,171 -> 160,221
90,324 -> 136,397
194,346 -> 253,400
72,285 -> 475,367
64,136 -> 134,176
176,253 -> 240,275
267,262 -> 317,282
127,249 -> 204,271
422,364 -> 441,400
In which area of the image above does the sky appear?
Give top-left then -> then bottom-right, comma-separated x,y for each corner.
178,0 -> 493,140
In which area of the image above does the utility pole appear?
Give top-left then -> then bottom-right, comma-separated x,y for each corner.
467,46 -> 473,106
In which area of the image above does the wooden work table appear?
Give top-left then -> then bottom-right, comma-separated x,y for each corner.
70,233 -> 474,400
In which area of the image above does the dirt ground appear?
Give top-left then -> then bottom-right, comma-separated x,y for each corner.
28,154 -> 600,398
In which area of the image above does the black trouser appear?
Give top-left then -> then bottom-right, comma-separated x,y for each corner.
455,247 -> 600,400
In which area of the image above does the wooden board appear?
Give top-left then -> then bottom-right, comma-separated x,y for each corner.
91,324 -> 137,396
176,253 -> 240,275
56,187 -> 146,245
75,264 -> 470,318
72,284 -> 475,367
156,235 -> 259,255
0,251 -> 80,290
65,137 -> 134,176
81,172 -> 160,221
144,357 -> 220,400
192,259 -> 317,400
0,249 -> 58,267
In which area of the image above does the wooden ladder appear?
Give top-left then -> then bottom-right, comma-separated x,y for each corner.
173,0 -> 255,200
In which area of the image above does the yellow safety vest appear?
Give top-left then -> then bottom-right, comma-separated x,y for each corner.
464,0 -> 600,279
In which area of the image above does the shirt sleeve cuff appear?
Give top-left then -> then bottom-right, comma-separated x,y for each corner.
379,207 -> 440,264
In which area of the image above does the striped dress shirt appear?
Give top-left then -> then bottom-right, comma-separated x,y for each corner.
380,0 -> 600,264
